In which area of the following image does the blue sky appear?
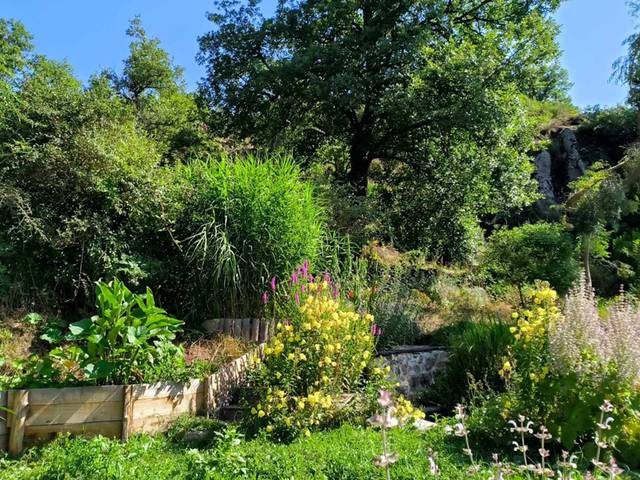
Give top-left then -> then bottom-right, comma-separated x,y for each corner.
0,0 -> 635,108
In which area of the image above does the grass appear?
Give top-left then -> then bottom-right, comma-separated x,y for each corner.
0,420 -> 617,480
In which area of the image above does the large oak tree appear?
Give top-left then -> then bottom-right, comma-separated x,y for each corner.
198,0 -> 567,193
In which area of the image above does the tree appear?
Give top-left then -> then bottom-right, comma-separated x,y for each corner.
198,0 -> 567,193
107,16 -> 183,102
614,1 -> 640,132
0,18 -> 33,80
484,223 -> 579,301
102,17 -> 217,162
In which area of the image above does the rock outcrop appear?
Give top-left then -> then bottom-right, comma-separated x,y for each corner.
533,126 -> 589,217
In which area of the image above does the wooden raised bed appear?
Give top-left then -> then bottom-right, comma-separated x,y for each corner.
0,344 -> 264,455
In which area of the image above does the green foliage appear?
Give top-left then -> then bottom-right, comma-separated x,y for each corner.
0,18 -> 32,80
175,154 -> 325,318
579,105 -> 638,148
472,285 -> 640,468
0,422 -> 610,479
484,223 -> 580,296
66,279 -> 183,384
199,0 -> 566,257
4,280 -> 191,388
107,16 -> 183,101
422,319 -> 513,411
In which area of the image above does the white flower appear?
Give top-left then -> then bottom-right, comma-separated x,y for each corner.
373,453 -> 399,468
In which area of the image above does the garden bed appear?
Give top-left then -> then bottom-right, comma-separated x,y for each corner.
0,345 -> 264,455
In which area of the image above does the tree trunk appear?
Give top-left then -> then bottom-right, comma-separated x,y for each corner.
347,119 -> 374,195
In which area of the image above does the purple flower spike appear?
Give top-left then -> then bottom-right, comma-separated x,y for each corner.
262,291 -> 269,305
332,287 -> 338,299
301,284 -> 306,293
270,277 -> 277,291
295,291 -> 300,305
291,271 -> 299,284
302,260 -> 309,276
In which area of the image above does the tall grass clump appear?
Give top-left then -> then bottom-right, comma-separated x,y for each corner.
175,154 -> 325,319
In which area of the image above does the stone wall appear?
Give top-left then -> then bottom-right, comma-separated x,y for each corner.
378,346 -> 448,400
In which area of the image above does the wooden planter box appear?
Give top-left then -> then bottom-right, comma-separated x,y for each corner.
0,344 -> 264,456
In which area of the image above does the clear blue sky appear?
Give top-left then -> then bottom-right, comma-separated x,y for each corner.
0,0 -> 635,109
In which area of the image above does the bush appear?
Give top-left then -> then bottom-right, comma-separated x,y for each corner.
174,154 -> 325,319
244,264 -> 403,439
483,222 -> 579,299
475,281 -> 640,468
421,319 -> 513,411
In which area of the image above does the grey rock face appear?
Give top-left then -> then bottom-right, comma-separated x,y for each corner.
380,348 -> 448,400
560,128 -> 586,182
534,150 -> 558,218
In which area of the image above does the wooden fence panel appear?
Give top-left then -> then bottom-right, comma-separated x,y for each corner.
0,392 -> 7,452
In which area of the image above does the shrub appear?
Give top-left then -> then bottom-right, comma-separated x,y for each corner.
475,281 -> 640,467
421,319 -> 513,411
5,279 -> 190,388
174,154 -> 325,319
483,222 -> 579,299
244,264 -> 403,439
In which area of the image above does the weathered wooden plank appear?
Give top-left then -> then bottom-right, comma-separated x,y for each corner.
240,318 -> 249,340
130,394 -> 199,421
0,391 -> 7,434
25,421 -> 122,439
129,414 -> 182,434
258,319 -> 268,342
26,401 -> 122,427
28,385 -> 123,406
8,389 -> 28,456
250,318 -> 259,342
122,385 -> 133,441
0,391 -> 7,452
131,380 -> 202,400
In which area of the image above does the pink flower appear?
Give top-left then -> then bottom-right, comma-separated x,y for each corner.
270,277 -> 277,291
291,271 -> 299,284
262,291 -> 269,304
295,291 -> 300,305
377,390 -> 393,408
371,323 -> 382,337
302,260 -> 309,277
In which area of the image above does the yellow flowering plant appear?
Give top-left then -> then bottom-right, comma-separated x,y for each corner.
498,284 -> 559,416
245,262 -> 400,439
